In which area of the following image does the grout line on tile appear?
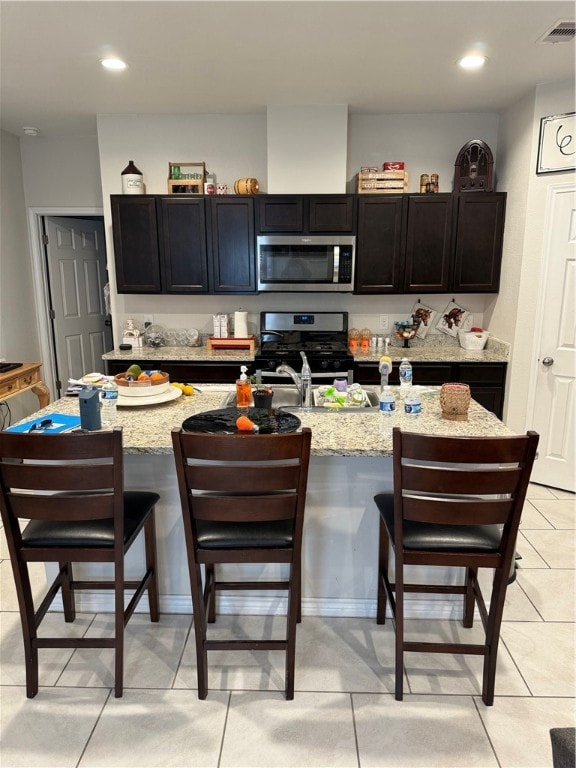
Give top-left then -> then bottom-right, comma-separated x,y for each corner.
75,688 -> 112,768
349,691 -> 362,768
217,690 -> 232,768
171,613 -> 193,690
472,695 -> 504,768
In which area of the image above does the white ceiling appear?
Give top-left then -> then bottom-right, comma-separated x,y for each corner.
1,0 -> 574,138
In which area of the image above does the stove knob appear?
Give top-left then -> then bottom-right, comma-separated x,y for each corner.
333,360 -> 341,370
321,360 -> 329,370
267,360 -> 276,370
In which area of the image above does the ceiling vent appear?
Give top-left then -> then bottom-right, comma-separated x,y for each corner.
537,20 -> 575,43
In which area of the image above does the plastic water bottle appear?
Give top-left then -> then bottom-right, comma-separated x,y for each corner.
100,376 -> 119,427
404,395 -> 422,418
379,386 -> 396,436
399,357 -> 413,391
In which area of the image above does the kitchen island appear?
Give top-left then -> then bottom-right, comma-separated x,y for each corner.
15,385 -> 514,620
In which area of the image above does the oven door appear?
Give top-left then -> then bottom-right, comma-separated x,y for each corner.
257,236 -> 355,292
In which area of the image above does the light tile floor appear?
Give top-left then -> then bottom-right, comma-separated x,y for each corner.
1,483 -> 574,768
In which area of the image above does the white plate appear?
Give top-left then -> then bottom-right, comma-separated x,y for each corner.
117,386 -> 182,407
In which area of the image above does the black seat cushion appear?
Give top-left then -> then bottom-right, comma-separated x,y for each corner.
21,491 -> 159,548
374,492 -> 502,552
196,519 -> 293,549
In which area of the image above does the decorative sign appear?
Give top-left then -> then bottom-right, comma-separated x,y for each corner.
536,112 -> 575,174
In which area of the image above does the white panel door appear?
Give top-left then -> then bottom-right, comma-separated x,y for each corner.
530,185 -> 576,491
45,217 -> 112,392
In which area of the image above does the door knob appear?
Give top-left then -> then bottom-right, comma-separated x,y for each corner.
542,357 -> 554,366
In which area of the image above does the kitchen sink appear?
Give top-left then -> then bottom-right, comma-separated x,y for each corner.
220,387 -> 379,411
220,387 -> 302,409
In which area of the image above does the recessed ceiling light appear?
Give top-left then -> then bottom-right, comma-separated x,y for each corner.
458,54 -> 487,70
101,58 -> 128,71
22,127 -> 39,136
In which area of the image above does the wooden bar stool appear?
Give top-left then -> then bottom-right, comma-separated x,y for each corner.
0,428 -> 160,698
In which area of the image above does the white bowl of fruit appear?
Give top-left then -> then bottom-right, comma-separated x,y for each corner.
114,365 -> 170,397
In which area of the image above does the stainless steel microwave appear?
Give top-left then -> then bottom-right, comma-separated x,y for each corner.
257,235 -> 356,292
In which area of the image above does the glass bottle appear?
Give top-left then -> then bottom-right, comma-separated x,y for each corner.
121,160 -> 144,194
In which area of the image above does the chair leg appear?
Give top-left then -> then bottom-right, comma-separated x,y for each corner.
394,578 -> 405,701
144,513 -> 160,622
190,563 -> 209,699
285,564 -> 299,700
463,567 -> 476,628
376,516 -> 389,625
14,560 -> 39,698
481,568 -> 509,706
59,561 -> 76,622
296,562 -> 302,623
114,566 -> 124,698
205,564 -> 216,624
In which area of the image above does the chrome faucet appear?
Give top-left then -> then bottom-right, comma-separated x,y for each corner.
275,351 -> 312,407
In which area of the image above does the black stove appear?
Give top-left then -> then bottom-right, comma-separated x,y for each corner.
255,311 -> 354,375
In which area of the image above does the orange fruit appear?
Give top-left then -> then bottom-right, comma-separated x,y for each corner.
150,372 -> 164,381
236,415 -> 255,432
138,372 -> 150,381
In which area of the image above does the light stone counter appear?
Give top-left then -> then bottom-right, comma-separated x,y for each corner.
23,384 -> 513,457
21,384 -> 515,619
102,346 -> 255,363
101,335 -> 509,366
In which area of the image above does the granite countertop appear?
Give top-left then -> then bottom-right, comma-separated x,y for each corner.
101,335 -> 509,365
19,384 -> 513,458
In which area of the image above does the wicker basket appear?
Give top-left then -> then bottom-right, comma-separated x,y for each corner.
440,383 -> 471,421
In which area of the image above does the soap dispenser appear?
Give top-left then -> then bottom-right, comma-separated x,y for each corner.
236,365 -> 252,408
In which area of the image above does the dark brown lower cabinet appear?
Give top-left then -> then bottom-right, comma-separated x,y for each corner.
105,360 -> 242,384
354,360 -> 506,419
106,358 -> 507,419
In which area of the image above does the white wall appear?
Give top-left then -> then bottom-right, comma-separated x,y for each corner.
20,134 -> 103,208
0,130 -> 42,421
348,113 -> 500,193
267,105 -> 348,193
495,79 -> 575,432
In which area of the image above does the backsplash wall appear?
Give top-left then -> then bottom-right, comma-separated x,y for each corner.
120,292 -> 488,344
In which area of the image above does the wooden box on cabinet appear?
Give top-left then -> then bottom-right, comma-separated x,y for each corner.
167,162 -> 205,194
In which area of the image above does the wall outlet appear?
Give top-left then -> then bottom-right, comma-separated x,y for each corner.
143,314 -> 154,327
379,314 -> 390,331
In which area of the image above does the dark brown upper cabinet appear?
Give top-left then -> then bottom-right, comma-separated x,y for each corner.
111,196 -> 161,293
453,193 -> 506,292
257,196 -> 304,232
257,195 -> 355,234
355,196 -> 406,293
159,197 -> 209,293
208,197 -> 256,293
112,195 -> 256,295
403,194 -> 455,293
308,196 -> 355,232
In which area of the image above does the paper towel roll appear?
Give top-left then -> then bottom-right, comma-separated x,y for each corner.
234,311 -> 248,338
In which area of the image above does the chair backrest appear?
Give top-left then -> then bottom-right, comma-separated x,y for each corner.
392,427 -> 539,557
0,428 -> 124,555
171,428 -> 312,554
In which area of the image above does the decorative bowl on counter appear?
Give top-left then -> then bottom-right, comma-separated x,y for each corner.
394,320 -> 421,348
458,329 -> 489,350
114,371 -> 170,397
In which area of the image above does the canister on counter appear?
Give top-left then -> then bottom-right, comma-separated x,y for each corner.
420,173 -> 429,194
431,173 -> 439,193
